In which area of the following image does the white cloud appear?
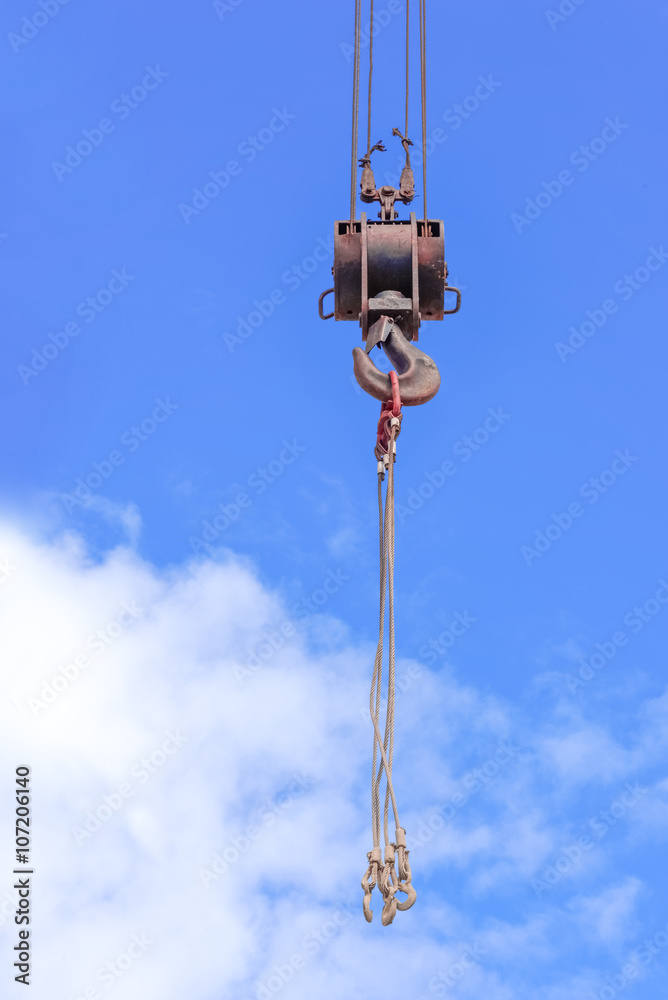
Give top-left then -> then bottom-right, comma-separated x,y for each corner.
0,521 -> 666,999
568,877 -> 644,946
538,726 -> 631,785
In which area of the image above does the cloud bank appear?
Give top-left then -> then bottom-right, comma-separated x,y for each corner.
0,522 -> 666,1000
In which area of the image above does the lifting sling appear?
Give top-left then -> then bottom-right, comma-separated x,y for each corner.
318,0 -> 461,924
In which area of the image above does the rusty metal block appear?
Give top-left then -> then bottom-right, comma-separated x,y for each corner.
332,213 -> 446,340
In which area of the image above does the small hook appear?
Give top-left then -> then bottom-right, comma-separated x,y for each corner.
381,895 -> 399,926
395,882 -> 417,911
361,850 -> 381,923
353,320 -> 441,407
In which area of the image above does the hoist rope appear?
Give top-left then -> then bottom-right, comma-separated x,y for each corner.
419,0 -> 428,225
366,0 -> 375,157
405,0 -> 410,137
348,0 -> 437,927
350,0 -> 429,224
350,0 -> 362,222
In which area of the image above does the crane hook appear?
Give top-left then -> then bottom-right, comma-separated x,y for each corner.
353,316 -> 441,407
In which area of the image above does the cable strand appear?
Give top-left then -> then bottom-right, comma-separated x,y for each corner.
370,471 -> 387,849
350,0 -> 362,222
371,438 -> 400,843
383,436 -> 399,843
367,0 -> 375,156
405,0 -> 410,137
363,416 -> 416,923
419,0 -> 428,226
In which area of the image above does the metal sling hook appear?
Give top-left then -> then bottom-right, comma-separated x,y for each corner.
352,315 -> 441,407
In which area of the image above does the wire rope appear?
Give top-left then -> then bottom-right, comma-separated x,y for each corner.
350,0 -> 362,222
367,0 -> 375,156
419,0 -> 428,226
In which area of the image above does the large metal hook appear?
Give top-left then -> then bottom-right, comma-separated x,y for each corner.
353,316 -> 441,407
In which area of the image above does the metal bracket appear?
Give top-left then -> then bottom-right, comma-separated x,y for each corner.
410,212 -> 420,339
443,285 -> 462,315
318,287 -> 335,319
361,213 -> 369,342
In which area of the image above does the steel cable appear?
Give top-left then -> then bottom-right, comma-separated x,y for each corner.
370,473 -> 386,851
419,0 -> 428,226
381,429 -> 398,846
350,0 -> 362,222
405,0 -> 410,137
367,0 -> 375,156
370,439 -> 400,847
363,424 -> 415,924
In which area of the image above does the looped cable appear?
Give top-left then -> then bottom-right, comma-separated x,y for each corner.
359,140 -> 386,168
379,833 -> 416,924
361,393 -> 416,924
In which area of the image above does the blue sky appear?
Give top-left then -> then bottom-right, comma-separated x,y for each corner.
1,0 -> 668,998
